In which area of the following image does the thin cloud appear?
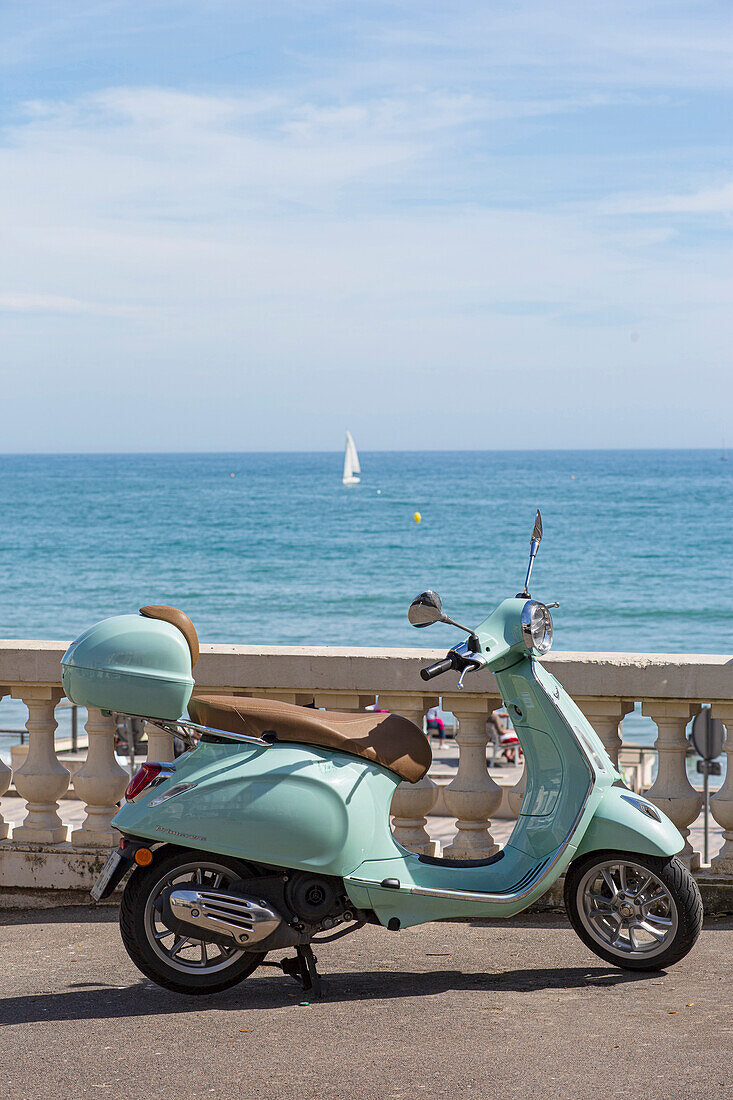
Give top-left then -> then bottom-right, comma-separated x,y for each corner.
0,292 -> 138,316
602,181 -> 733,215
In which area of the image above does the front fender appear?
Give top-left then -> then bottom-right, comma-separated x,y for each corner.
574,785 -> 684,861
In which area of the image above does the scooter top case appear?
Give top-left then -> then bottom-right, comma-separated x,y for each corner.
61,605 -> 197,721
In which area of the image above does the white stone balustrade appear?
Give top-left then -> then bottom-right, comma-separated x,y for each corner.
11,687 -> 68,843
507,762 -> 526,819
71,708 -> 129,847
441,694 -> 502,858
581,698 -> 635,770
0,641 -> 731,895
379,693 -> 439,856
642,701 -> 703,870
144,720 -> 175,762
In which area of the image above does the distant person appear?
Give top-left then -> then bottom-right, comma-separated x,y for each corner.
426,706 -> 446,746
488,709 -> 522,765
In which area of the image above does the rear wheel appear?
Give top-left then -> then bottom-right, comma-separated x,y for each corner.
564,851 -> 702,971
120,850 -> 267,995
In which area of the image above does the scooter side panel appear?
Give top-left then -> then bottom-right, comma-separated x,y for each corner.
112,740 -> 401,876
573,785 -> 684,860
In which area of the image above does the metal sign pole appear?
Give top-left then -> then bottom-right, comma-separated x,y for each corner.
703,761 -> 709,866
703,709 -> 709,866
692,707 -> 726,867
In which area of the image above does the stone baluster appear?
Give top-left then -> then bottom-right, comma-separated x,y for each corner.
296,694 -> 318,707
0,687 -> 12,839
144,721 -> 175,762
313,693 -> 360,711
379,693 -> 438,856
0,758 -> 9,840
642,702 -> 701,870
442,695 -> 503,858
260,691 -> 299,705
495,701 -> 525,817
312,693 -> 376,712
710,703 -> 733,875
507,764 -> 525,818
71,708 -> 129,847
11,688 -> 68,843
580,698 -> 635,771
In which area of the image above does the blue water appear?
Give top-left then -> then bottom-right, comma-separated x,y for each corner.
1,450 -> 731,761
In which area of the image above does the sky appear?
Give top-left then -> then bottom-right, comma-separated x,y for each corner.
1,1 -> 732,452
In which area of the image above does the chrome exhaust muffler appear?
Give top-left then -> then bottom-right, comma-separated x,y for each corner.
165,888 -> 282,947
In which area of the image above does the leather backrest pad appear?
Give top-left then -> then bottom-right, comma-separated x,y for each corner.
139,605 -> 200,667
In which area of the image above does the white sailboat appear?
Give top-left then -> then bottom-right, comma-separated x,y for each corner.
342,430 -> 361,485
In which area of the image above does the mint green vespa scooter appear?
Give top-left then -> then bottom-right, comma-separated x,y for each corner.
73,513 -> 702,997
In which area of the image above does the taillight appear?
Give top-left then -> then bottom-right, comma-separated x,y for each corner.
125,763 -> 166,802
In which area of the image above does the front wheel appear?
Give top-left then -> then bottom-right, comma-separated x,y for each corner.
564,851 -> 703,971
120,850 -> 267,995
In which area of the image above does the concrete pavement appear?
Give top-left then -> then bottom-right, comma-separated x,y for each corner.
1,905 -> 731,1100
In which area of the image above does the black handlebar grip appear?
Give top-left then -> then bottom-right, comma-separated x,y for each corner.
420,657 -> 455,681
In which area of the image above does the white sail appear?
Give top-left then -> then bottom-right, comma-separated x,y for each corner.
348,431 -> 361,475
342,430 -> 361,485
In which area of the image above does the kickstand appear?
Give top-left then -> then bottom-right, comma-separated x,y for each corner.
298,945 -> 323,999
276,945 -> 325,999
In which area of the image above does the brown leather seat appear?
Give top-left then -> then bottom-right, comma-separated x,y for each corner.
187,695 -> 432,784
140,605 -> 199,667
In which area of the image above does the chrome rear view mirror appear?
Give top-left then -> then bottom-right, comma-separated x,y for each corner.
408,591 -> 444,627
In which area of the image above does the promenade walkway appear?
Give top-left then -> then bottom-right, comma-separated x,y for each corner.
1,905 -> 730,1100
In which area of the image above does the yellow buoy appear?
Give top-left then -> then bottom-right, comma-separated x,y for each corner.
414,511 -> 421,523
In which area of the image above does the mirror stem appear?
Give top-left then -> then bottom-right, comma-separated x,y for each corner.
517,509 -> 543,599
517,539 -> 540,599
441,616 -> 480,649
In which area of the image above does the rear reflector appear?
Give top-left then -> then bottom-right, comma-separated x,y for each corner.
125,763 -> 163,802
134,848 -> 154,866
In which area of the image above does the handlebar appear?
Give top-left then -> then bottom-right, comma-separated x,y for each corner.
420,655 -> 457,681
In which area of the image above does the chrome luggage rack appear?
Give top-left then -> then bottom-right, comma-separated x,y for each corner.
115,714 -> 272,751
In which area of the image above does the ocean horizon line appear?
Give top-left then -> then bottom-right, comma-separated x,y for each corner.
0,446 -> 728,458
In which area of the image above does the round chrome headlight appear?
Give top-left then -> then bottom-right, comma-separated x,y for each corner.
521,601 -> 553,654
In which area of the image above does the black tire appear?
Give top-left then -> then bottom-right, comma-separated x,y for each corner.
564,850 -> 703,972
119,849 -> 267,995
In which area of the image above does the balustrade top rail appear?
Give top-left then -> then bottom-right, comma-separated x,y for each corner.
0,641 -> 731,702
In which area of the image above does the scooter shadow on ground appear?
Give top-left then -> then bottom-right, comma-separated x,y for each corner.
0,963 -> 661,1026
0,905 -> 121,927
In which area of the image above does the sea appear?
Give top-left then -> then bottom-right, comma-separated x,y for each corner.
1,450 -> 731,773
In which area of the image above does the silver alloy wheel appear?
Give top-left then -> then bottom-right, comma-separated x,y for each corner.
575,858 -> 679,960
143,860 -> 247,975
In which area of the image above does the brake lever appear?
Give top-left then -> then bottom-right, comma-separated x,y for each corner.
456,653 -> 488,690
